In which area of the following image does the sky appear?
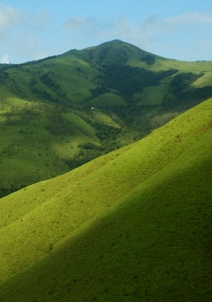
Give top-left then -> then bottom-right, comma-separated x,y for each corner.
1,0 -> 212,64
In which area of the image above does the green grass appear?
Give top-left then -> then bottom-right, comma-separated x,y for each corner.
1,39 -> 212,197
191,71 -> 212,87
134,84 -> 168,105
0,98 -> 212,301
0,99 -> 102,192
90,92 -> 126,108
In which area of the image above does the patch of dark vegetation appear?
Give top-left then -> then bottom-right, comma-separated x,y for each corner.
0,71 -> 9,84
102,65 -> 177,97
0,64 -> 17,72
89,86 -> 111,98
40,73 -> 60,90
95,123 -> 121,141
140,54 -> 156,65
66,151 -> 101,170
30,87 -> 56,102
64,123 -> 123,171
169,72 -> 202,94
0,185 -> 25,198
28,73 -> 68,104
162,72 -> 212,111
66,126 -> 122,170
66,143 -> 105,170
190,86 -> 212,99
78,143 -> 103,150
45,110 -> 75,136
103,65 -> 158,97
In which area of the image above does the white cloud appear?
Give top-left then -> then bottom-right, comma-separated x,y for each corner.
63,16 -> 112,47
64,17 -> 85,30
117,11 -> 212,41
165,12 -> 212,27
137,12 -> 212,38
1,53 -> 9,63
1,8 -> 211,63
0,5 -> 24,39
63,11 -> 212,45
64,16 -> 104,32
35,12 -> 51,24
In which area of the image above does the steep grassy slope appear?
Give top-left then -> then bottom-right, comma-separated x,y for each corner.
0,98 -> 212,301
0,98 -> 104,195
1,39 -> 212,196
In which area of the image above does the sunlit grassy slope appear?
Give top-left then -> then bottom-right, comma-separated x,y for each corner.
0,98 -> 212,301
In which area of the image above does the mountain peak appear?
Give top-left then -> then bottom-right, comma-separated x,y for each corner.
66,39 -> 157,66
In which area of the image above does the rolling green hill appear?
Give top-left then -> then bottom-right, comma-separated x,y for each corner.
0,39 -> 212,196
0,98 -> 212,301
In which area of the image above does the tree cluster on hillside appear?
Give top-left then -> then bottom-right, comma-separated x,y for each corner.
163,72 -> 212,110
102,65 -> 177,98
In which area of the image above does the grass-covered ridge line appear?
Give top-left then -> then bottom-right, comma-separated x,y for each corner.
0,98 -> 212,301
0,39 -> 212,196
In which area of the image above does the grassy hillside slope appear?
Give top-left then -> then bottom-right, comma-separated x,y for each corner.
0,98 -> 212,301
1,39 -> 212,196
0,99 -> 103,195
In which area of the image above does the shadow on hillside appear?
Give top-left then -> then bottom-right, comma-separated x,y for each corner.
0,158 -> 212,301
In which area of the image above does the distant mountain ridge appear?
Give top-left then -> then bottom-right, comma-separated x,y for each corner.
0,39 -> 212,196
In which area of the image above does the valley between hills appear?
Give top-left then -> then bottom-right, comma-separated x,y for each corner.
0,40 -> 212,301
